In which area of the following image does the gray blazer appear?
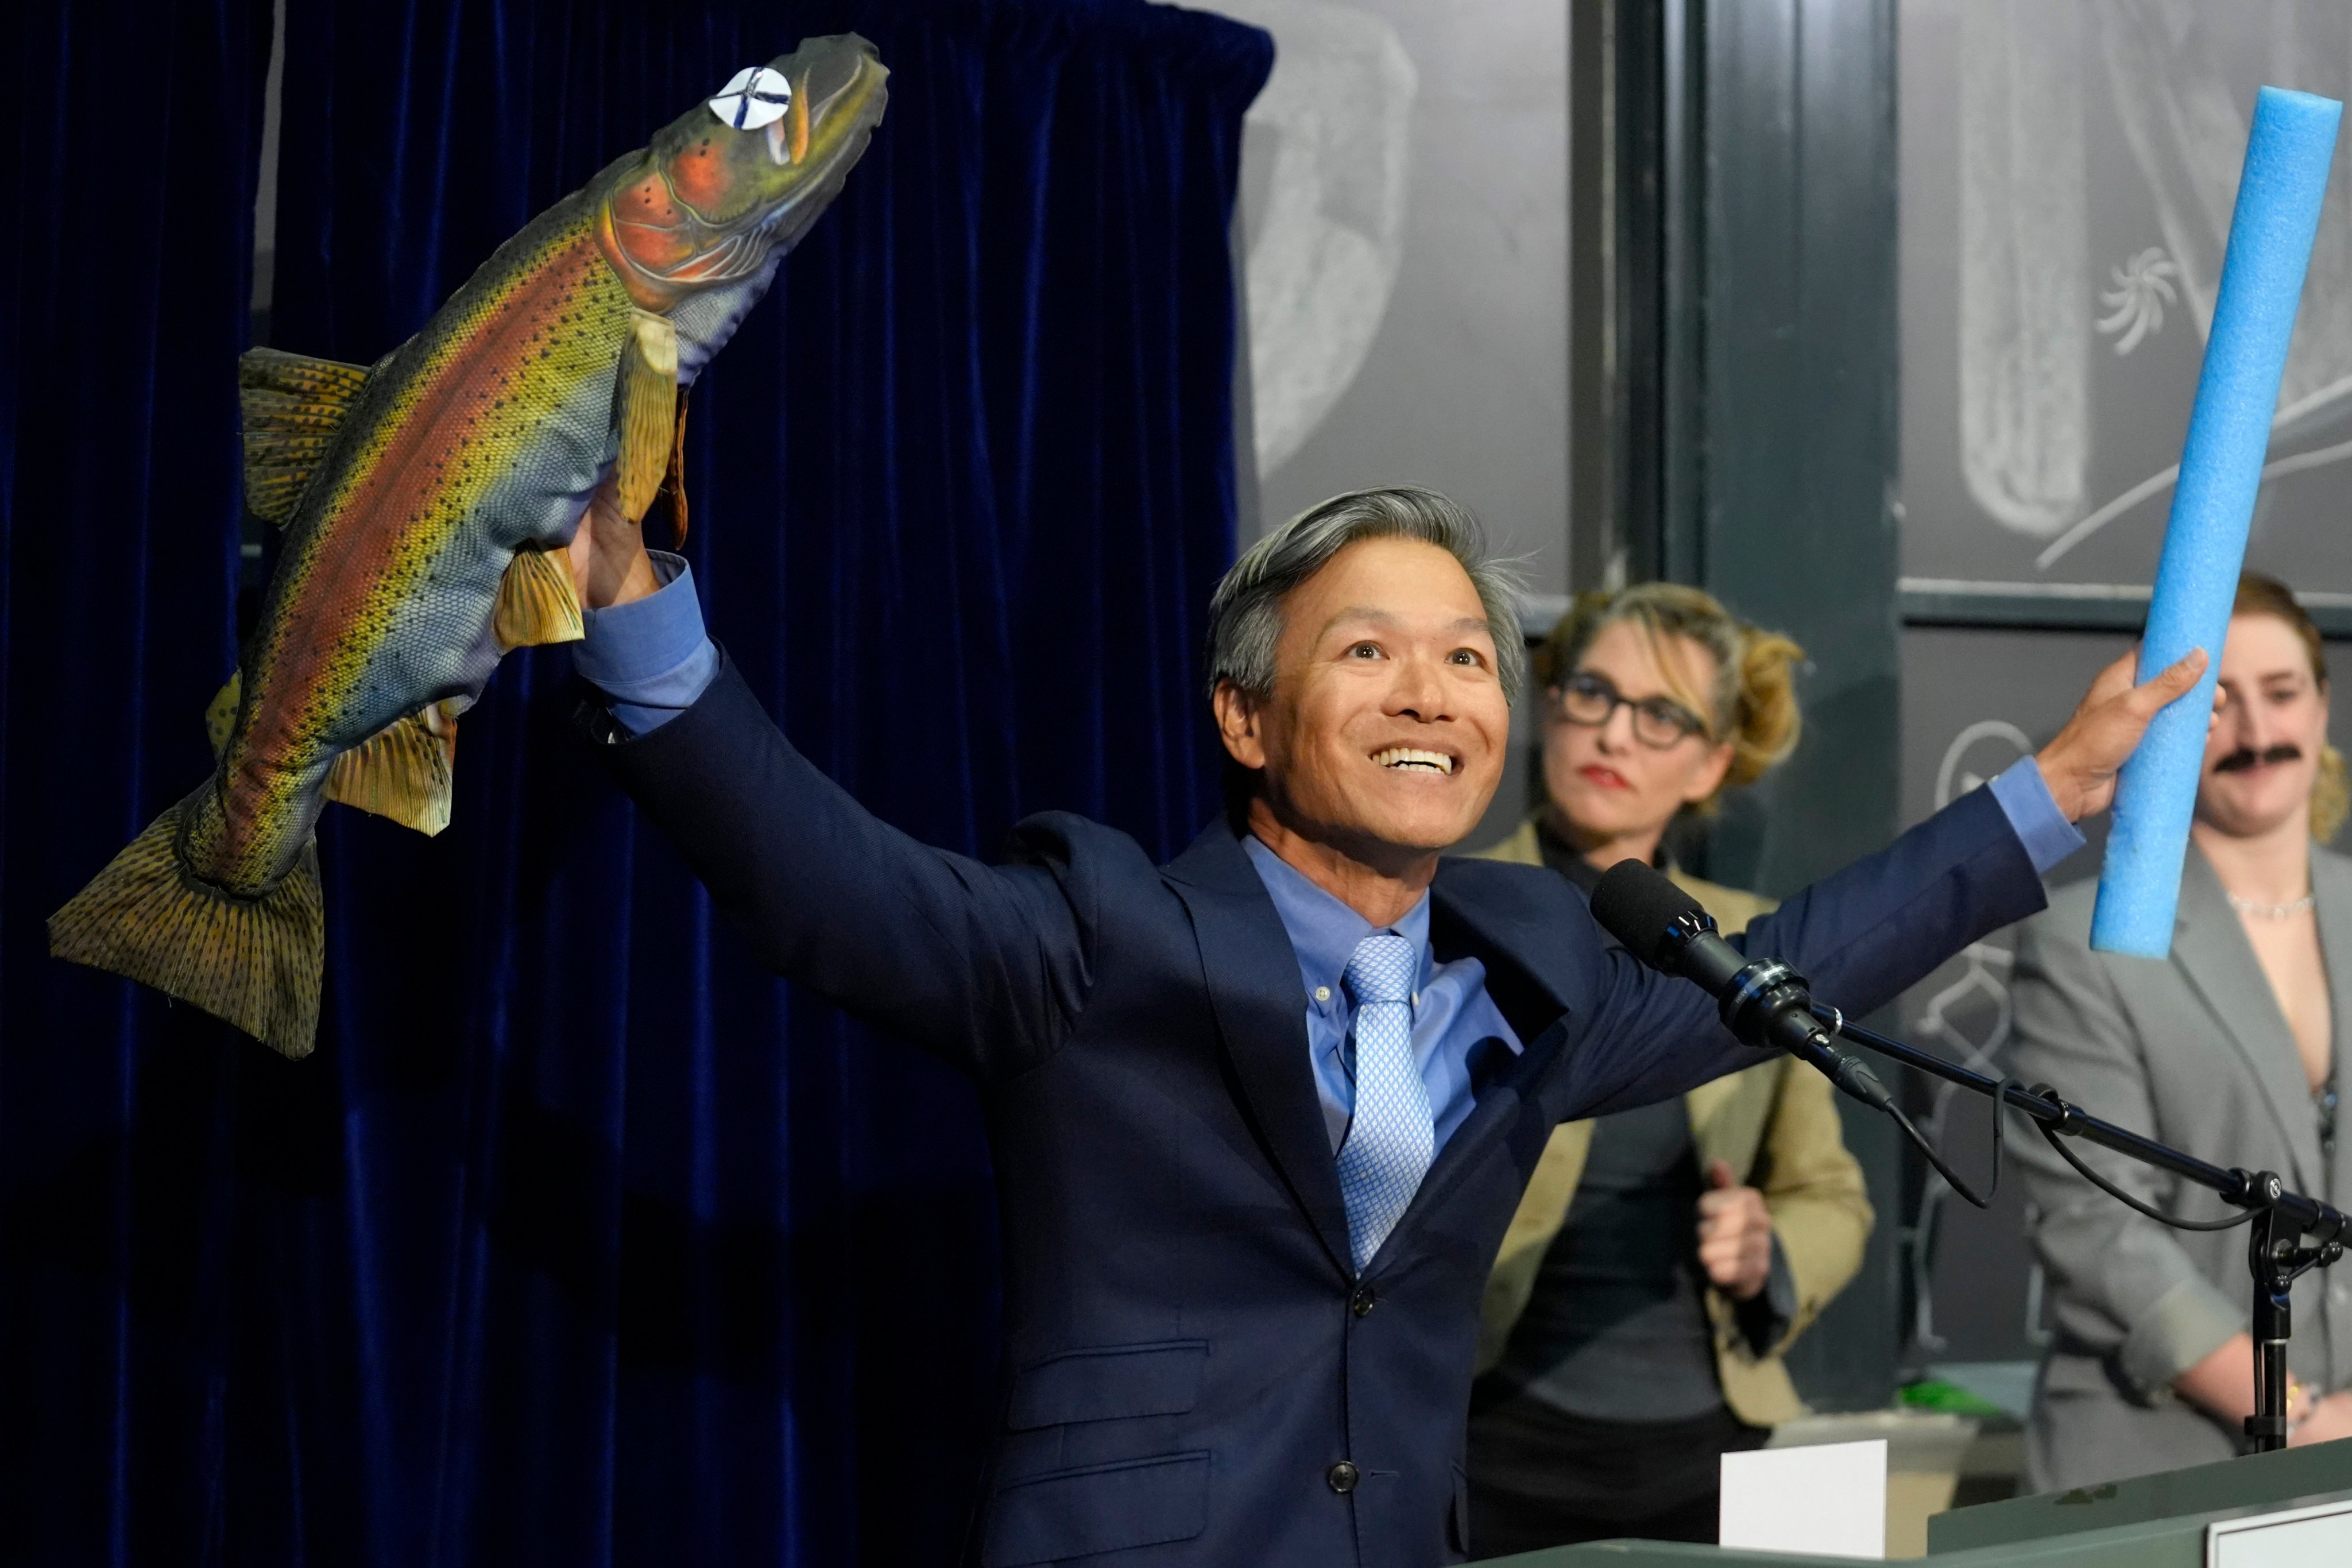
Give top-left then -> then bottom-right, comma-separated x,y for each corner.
2009,843 -> 2352,1490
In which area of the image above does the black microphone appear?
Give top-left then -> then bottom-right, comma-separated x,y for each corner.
1589,860 -> 1898,1113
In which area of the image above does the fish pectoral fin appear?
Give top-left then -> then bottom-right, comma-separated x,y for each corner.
238,347 -> 372,525
324,707 -> 457,837
205,671 -> 242,760
494,543 -> 585,649
612,309 -> 679,524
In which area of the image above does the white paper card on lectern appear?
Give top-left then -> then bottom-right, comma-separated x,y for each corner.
2206,1497 -> 2352,1567
1718,1438 -> 1886,1559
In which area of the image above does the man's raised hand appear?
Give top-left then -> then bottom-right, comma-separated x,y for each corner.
2034,646 -> 2214,822
568,474 -> 662,611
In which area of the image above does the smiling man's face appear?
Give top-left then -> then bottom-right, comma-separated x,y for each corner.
1214,536 -> 1511,868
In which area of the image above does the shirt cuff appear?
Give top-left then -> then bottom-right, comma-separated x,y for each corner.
1988,756 -> 2086,876
573,551 -> 718,735
1735,1233 -> 1800,1358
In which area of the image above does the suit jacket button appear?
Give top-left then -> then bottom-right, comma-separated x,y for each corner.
1351,1284 -> 1378,1317
1327,1461 -> 1360,1493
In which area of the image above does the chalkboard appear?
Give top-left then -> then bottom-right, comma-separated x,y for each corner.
1224,0 -> 1570,598
1901,0 -> 2352,602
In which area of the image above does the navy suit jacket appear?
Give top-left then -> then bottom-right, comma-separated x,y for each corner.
595,655 -> 2047,1567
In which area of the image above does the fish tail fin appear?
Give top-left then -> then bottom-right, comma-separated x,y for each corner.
48,788 -> 324,1058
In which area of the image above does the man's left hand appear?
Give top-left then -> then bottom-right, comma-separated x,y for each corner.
2034,646 -> 2213,822
1698,1159 -> 1773,1301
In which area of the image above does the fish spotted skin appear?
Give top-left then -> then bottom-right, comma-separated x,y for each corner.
194,208 -> 629,895
52,36 -> 889,1056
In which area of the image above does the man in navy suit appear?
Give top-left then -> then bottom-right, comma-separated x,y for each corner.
566,483 -> 2198,1567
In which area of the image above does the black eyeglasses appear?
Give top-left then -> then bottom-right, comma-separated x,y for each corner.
1554,670 -> 1711,749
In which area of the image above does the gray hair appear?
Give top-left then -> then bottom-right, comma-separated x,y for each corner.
1206,485 -> 1527,706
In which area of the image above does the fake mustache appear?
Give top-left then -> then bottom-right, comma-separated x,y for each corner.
2213,743 -> 2304,774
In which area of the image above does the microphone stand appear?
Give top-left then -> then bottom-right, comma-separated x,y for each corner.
1807,1004 -> 2347,1454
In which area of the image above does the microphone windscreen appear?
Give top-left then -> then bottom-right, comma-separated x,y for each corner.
1590,860 -> 1707,971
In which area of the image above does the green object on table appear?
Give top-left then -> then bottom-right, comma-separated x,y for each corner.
1898,1379 -> 2010,1420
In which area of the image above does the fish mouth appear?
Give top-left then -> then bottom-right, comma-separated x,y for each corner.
598,34 -> 889,303
1371,745 -> 1456,776
759,45 -> 873,169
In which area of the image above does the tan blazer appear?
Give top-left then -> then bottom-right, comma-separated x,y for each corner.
1469,819 -> 1874,1427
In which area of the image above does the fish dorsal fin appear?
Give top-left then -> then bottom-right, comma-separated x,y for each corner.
239,347 -> 372,525
323,702 -> 460,837
494,543 -> 585,649
205,671 -> 242,759
612,310 -> 679,524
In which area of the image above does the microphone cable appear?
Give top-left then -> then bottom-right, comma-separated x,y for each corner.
1590,858 -> 2257,1230
1813,1006 -> 2013,1212
1811,1006 -> 2254,1233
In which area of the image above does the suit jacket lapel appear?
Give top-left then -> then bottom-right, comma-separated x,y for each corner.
2312,848 -> 2352,1208
1403,868 -> 1587,1212
1165,824 -> 1355,1278
1364,1074 -> 1531,1275
2170,845 -> 2323,1188
1428,864 -> 1582,1044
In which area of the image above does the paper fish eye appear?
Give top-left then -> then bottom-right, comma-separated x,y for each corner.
709,66 -> 792,131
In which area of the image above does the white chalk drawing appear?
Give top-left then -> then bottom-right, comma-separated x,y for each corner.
1956,0 -> 2352,560
1960,0 -> 2088,538
1219,0 -> 1414,477
2035,373 -> 2352,568
1909,721 -> 2036,1354
2096,247 -> 2179,355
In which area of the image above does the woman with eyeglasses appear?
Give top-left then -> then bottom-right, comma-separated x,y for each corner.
1464,583 -> 1873,1556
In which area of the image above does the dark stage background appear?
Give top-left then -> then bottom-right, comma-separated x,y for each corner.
0,2 -> 1270,1563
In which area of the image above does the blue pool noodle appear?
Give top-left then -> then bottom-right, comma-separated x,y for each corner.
2091,87 -> 2342,958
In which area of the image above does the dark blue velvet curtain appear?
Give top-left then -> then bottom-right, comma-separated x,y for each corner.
0,2 -> 1270,1562
0,0 -> 272,1561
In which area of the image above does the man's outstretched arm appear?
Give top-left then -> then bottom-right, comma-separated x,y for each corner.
1557,645 -> 2210,1120
566,483 -> 1094,1079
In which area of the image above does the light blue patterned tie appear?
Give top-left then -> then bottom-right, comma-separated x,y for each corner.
1335,932 -> 1434,1273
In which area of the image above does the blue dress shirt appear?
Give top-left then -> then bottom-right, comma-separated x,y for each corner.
1241,835 -> 1522,1156
571,551 -> 718,737
575,565 -> 2088,1153
1987,756 -> 2085,871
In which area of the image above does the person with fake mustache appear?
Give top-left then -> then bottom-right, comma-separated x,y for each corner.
2012,572 -> 2352,1489
566,481 -> 2193,1567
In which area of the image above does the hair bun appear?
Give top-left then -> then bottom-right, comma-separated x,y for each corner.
1725,627 -> 1804,790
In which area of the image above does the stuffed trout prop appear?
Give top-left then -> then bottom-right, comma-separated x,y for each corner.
51,36 -> 889,1058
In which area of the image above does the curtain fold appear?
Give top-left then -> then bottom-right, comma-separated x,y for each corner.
0,0 -> 272,1562
1,1 -> 1271,1562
